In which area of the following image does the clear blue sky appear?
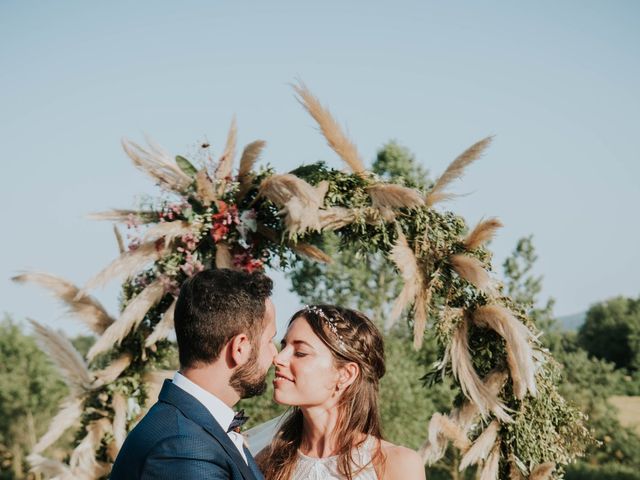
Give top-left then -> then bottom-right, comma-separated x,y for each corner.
1,1 -> 638,336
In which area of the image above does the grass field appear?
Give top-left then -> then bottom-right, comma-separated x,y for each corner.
609,396 -> 640,435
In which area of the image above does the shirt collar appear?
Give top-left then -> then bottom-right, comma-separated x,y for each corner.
172,371 -> 235,432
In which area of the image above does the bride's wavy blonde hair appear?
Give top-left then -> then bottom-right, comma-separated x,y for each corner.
257,305 -> 387,480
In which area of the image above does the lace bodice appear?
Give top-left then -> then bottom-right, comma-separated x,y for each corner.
291,436 -> 379,480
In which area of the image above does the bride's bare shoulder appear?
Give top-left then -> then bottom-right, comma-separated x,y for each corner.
377,440 -> 425,480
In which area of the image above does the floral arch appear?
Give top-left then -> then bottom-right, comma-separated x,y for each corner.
15,83 -> 588,480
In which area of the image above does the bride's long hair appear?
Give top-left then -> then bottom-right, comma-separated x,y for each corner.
257,305 -> 387,480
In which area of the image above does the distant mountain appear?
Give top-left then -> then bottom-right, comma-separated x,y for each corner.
557,312 -> 586,331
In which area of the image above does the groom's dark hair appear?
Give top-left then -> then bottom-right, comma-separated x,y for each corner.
174,268 -> 273,369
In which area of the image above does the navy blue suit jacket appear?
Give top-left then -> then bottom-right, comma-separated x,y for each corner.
110,380 -> 264,480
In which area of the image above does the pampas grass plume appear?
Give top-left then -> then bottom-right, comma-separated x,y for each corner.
13,273 -> 114,335
464,218 -> 503,250
292,81 -> 366,176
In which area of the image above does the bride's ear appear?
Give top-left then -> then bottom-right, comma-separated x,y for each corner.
337,362 -> 359,390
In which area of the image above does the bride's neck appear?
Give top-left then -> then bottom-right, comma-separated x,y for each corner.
299,406 -> 341,458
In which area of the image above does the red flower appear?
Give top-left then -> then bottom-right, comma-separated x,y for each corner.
211,223 -> 229,242
232,250 -> 264,273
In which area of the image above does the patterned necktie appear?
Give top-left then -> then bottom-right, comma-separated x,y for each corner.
227,409 -> 249,433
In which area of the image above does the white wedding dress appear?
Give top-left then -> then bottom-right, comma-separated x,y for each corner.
291,435 -> 378,480
245,416 -> 378,480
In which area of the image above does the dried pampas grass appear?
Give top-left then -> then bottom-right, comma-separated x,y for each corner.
259,174 -> 328,209
87,209 -> 158,224
451,317 -> 513,423
122,137 -> 191,192
258,174 -> 329,235
464,218 -> 503,251
530,462 -> 555,480
69,418 -> 112,478
143,370 -> 174,407
93,353 -> 133,387
318,207 -> 356,231
32,396 -> 84,454
450,254 -> 495,295
419,413 -> 470,465
459,420 -> 500,470
83,240 -> 166,292
292,82 -> 366,176
112,392 -> 127,451
386,231 -> 421,330
451,370 -> 509,432
237,140 -> 266,200
479,442 -> 501,480
413,288 -> 431,349
28,453 -> 71,478
238,140 -> 266,181
509,459 -> 526,480
145,298 -> 177,347
426,136 -> 493,206
215,117 -> 238,182
291,242 -> 332,263
196,170 -> 216,206
88,280 -> 166,360
13,273 -> 114,335
473,304 -> 537,399
29,319 -> 93,394
114,225 -> 125,254
142,221 -> 192,248
367,184 -> 425,211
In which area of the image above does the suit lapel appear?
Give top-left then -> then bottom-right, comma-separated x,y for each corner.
158,380 -> 257,480
244,446 -> 265,480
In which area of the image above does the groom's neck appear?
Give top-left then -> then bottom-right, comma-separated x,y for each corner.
181,362 -> 239,408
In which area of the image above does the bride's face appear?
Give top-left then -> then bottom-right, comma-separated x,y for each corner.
272,316 -> 341,407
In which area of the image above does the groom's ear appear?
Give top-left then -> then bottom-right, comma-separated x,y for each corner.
338,362 -> 360,390
227,332 -> 252,367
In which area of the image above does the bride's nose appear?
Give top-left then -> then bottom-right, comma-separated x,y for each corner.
273,348 -> 287,366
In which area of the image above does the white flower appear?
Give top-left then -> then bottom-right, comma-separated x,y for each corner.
127,397 -> 142,421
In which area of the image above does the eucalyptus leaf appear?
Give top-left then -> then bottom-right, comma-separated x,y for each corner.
175,155 -> 198,177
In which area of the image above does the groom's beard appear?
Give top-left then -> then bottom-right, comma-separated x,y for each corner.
229,349 -> 269,399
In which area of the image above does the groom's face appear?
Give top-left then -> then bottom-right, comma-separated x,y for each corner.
230,298 -> 278,398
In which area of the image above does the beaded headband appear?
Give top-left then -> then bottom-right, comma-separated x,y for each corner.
303,305 -> 346,349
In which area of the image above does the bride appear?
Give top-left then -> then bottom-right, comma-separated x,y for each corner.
256,305 -> 425,480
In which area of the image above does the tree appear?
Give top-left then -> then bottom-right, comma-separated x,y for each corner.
0,316 -> 68,479
577,296 -> 640,371
502,236 -> 555,329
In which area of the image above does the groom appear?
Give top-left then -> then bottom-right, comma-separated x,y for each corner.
111,268 -> 277,480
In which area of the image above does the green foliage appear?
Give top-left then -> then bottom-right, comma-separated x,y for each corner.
0,315 -> 68,479
175,155 -> 198,177
565,462 -> 640,480
555,347 -> 640,469
577,296 -> 640,371
380,333 -> 455,448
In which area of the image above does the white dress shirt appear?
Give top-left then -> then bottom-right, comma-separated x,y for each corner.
172,372 -> 248,464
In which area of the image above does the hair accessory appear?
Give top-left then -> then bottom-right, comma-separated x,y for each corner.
304,305 -> 346,349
